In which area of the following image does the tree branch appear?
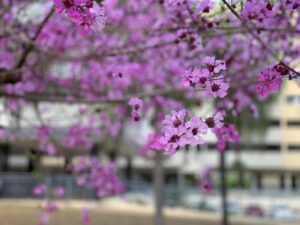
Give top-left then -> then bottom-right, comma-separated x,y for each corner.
0,7 -> 55,85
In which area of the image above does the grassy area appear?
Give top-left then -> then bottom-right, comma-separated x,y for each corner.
0,200 -> 297,225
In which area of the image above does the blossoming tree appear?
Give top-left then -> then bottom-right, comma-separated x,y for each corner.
0,0 -> 300,225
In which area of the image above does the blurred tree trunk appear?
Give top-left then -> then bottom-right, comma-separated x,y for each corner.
125,156 -> 133,181
238,166 -> 244,188
220,150 -> 228,225
235,146 -> 244,188
0,144 -> 9,172
154,151 -> 165,225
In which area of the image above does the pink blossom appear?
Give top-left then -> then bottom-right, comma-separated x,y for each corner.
201,166 -> 212,178
33,183 -> 47,196
54,186 -> 65,198
129,97 -> 144,122
196,69 -> 211,88
76,175 -> 87,186
181,57 -> 228,98
257,67 -> 282,99
63,124 -> 93,149
90,3 -> 106,32
45,143 -> 57,156
205,111 -> 224,129
202,56 -> 226,74
129,97 -> 143,109
159,126 -> 187,155
185,117 -> 208,146
163,109 -> 187,129
0,128 -> 6,140
197,0 -> 214,13
38,213 -> 49,225
37,126 -> 51,140
181,68 -> 209,88
44,201 -> 58,213
140,133 -> 164,158
206,77 -> 229,98
81,207 -> 91,224
213,124 -> 240,151
149,136 -> 165,151
200,179 -> 213,194
199,166 -> 213,194
217,91 -> 259,117
53,0 -> 106,32
284,0 -> 300,9
73,157 -> 126,198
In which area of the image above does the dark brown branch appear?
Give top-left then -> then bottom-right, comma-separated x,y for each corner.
0,7 -> 54,85
0,86 -> 182,104
15,7 -> 55,68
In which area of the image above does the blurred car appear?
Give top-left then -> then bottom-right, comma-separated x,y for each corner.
270,206 -> 294,220
244,205 -> 265,217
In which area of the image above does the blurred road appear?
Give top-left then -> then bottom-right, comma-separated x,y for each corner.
0,198 -> 298,225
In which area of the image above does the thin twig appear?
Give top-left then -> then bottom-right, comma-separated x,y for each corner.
221,0 -> 300,77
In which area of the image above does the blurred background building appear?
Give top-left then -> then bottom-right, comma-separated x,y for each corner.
0,81 -> 299,197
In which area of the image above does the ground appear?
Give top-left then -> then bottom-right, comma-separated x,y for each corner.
0,199 -> 297,225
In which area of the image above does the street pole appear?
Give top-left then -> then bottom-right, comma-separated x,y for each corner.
220,150 -> 228,225
154,151 -> 165,225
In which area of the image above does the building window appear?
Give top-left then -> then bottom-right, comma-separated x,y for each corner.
269,120 -> 280,126
288,145 -> 300,151
286,95 -> 300,104
264,145 -> 280,151
287,120 -> 300,126
205,143 -> 281,151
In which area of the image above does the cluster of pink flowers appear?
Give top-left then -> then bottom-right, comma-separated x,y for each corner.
128,97 -> 144,122
140,133 -> 164,158
63,123 -> 93,149
32,184 -> 65,225
199,166 -> 213,194
54,186 -> 65,197
39,142 -> 57,156
240,0 -> 276,22
257,63 -> 295,99
241,0 -> 299,27
217,91 -> 259,118
182,57 -> 229,98
53,0 -> 106,32
73,157 -> 126,198
1,1 -> 300,221
159,110 -> 208,155
32,168 -> 117,225
32,183 -> 65,198
38,201 -> 58,225
284,0 -> 300,9
213,124 -> 240,152
174,29 -> 202,50
159,110 -> 240,154
257,67 -> 281,98
33,183 -> 48,196
204,111 -> 224,129
81,207 -> 91,224
37,126 -> 57,156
